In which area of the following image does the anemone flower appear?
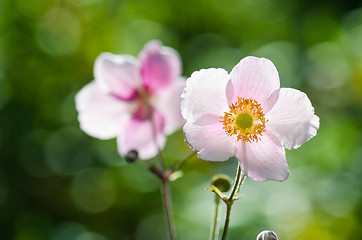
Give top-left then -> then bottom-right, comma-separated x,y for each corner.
181,56 -> 319,181
76,40 -> 185,160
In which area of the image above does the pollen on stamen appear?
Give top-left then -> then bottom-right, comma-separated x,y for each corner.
220,97 -> 267,143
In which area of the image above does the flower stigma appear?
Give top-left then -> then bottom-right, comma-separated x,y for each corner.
220,97 -> 267,143
235,113 -> 253,129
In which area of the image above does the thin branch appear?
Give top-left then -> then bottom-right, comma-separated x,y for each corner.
161,179 -> 176,240
220,163 -> 245,240
228,165 -> 242,201
221,204 -> 232,240
209,196 -> 221,240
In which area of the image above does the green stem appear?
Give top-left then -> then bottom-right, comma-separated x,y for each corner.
221,164 -> 245,240
146,103 -> 177,240
236,173 -> 246,198
161,178 -> 176,240
159,151 -> 196,239
221,204 -> 232,240
228,165 -> 242,201
209,196 -> 221,240
146,159 -> 176,240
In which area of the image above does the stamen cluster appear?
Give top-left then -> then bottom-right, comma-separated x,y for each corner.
220,97 -> 267,143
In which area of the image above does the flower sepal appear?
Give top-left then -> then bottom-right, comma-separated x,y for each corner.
206,185 -> 228,201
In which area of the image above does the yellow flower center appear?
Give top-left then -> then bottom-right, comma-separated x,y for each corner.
235,113 -> 253,129
220,97 -> 267,143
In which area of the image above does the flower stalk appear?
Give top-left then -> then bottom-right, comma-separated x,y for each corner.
209,195 -> 221,240
221,164 -> 245,240
161,175 -> 176,240
145,149 -> 196,240
146,158 -> 176,240
207,163 -> 245,240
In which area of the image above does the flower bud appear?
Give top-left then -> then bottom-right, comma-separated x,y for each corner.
256,230 -> 278,240
210,174 -> 232,192
125,150 -> 138,163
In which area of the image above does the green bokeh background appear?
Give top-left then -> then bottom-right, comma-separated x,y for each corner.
1,0 -> 362,239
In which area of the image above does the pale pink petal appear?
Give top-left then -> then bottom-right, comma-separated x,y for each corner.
229,56 -> 280,105
139,40 -> 181,94
94,53 -> 141,101
260,88 -> 280,114
152,77 -> 186,135
265,88 -> 319,149
236,131 -> 289,182
183,116 -> 235,161
117,107 -> 165,160
181,68 -> 230,123
75,81 -> 132,139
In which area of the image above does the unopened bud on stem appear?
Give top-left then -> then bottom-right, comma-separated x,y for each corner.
125,150 -> 138,163
210,174 -> 232,192
256,230 -> 278,240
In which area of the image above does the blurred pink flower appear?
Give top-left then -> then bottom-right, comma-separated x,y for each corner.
76,40 -> 185,159
181,56 -> 319,181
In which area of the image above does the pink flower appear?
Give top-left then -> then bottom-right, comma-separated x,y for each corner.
181,56 -> 319,181
75,40 -> 185,160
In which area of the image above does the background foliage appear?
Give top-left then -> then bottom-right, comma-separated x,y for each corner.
1,0 -> 362,239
